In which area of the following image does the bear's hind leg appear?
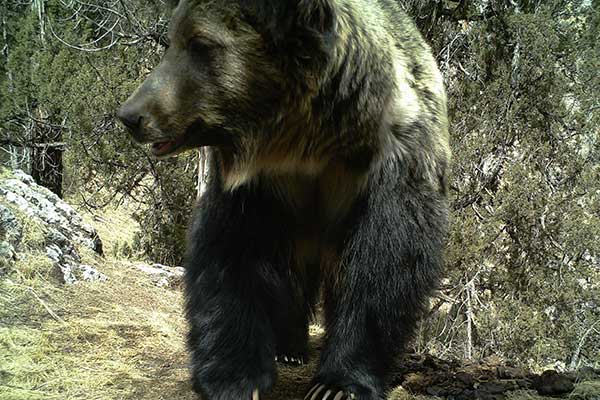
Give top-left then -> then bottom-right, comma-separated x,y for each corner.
273,312 -> 309,366
271,263 -> 321,367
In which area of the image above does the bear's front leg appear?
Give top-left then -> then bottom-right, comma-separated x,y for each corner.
184,183 -> 296,399
308,167 -> 448,400
186,277 -> 276,400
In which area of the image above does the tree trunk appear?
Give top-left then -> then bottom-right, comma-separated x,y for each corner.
196,148 -> 209,200
30,109 -> 63,197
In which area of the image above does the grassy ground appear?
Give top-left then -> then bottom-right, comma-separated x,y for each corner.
78,203 -> 144,261
1,200 -> 597,400
0,255 -> 193,400
0,201 -> 193,400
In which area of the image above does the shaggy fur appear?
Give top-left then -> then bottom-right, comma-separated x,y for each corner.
118,0 -> 449,399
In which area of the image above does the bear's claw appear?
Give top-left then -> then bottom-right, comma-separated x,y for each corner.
304,384 -> 356,400
275,354 -> 304,365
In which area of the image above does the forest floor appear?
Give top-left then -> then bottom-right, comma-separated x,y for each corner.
1,204 -> 599,400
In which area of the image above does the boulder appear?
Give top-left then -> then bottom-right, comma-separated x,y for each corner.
0,169 -> 105,283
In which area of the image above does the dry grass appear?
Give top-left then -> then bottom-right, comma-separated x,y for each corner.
0,200 -> 193,400
569,381 -> 600,400
76,202 -> 143,261
0,255 -> 194,400
388,387 -> 442,400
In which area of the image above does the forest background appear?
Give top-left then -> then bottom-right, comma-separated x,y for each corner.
0,0 -> 599,374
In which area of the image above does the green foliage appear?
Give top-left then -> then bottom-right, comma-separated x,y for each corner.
0,0 -> 193,264
414,0 -> 600,368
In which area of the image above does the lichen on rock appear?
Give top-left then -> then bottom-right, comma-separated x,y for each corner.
0,169 -> 105,283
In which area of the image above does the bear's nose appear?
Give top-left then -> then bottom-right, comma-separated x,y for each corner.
117,104 -> 143,132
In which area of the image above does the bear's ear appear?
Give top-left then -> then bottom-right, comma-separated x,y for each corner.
294,0 -> 336,35
240,0 -> 336,56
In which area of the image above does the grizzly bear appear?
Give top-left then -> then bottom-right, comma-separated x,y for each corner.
118,0 -> 449,399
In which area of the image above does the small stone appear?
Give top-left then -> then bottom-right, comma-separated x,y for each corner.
79,264 -> 108,282
58,262 -> 77,284
455,371 -> 475,386
478,381 -> 507,394
136,263 -> 184,288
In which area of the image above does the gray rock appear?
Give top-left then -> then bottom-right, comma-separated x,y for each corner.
533,370 -> 574,396
45,244 -> 63,263
1,169 -> 105,284
12,170 -> 35,185
2,170 -> 102,253
0,204 -> 22,247
0,204 -> 22,270
57,260 -> 107,284
136,263 -> 185,288
0,241 -> 16,267
79,264 -> 108,282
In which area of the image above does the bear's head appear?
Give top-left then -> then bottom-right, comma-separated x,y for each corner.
118,0 -> 336,165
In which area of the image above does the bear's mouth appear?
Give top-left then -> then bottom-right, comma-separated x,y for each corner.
151,138 -> 185,157
148,120 -> 233,158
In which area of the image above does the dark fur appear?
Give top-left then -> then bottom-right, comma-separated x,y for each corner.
119,0 -> 449,399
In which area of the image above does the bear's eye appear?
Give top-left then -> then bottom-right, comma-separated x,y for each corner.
188,37 -> 216,58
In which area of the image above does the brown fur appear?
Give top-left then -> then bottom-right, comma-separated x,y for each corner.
118,1 -> 449,398
120,0 -> 448,197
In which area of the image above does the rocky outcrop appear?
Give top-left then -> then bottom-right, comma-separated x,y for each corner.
0,169 -> 105,283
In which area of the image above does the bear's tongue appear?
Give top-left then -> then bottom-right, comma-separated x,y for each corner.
151,140 -> 177,156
